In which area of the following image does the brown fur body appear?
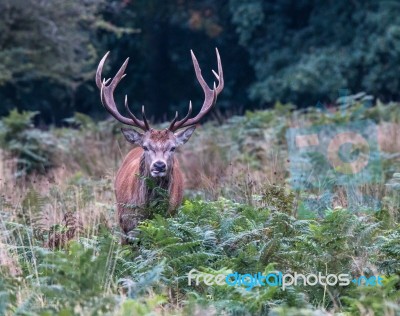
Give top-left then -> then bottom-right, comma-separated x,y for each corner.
115,147 -> 184,243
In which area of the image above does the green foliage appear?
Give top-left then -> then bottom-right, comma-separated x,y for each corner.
229,0 -> 400,106
114,198 -> 398,315
0,100 -> 400,315
342,276 -> 400,315
0,109 -> 57,177
0,0 -> 137,121
0,0 -> 252,123
378,227 -> 400,275
2,1 -> 400,122
1,169 -> 400,315
1,237 -> 121,314
0,0 -> 103,87
261,185 -> 295,215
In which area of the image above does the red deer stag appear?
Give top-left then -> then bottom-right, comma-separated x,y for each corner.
96,49 -> 224,244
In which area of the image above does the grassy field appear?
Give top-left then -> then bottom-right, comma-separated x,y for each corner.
0,99 -> 400,315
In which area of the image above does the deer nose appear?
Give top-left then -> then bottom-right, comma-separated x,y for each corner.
154,161 -> 166,171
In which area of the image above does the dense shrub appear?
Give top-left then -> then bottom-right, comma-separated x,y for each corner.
0,109 -> 57,177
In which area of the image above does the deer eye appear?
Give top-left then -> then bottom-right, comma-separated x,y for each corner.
170,147 -> 176,152
143,146 -> 149,151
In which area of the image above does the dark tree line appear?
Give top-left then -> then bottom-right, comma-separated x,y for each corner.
1,0 -> 400,124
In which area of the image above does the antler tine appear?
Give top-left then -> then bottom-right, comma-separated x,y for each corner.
100,79 -> 134,125
169,101 -> 193,131
96,52 -> 150,131
169,48 -> 223,131
110,57 -> 129,89
96,51 -> 110,89
190,50 -> 209,94
141,106 -> 150,130
214,47 -> 224,94
168,111 -> 179,130
124,95 -> 149,129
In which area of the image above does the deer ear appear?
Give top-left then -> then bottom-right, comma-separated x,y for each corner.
175,126 -> 196,146
121,128 -> 144,145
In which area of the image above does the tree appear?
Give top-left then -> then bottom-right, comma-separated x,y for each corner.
0,0 -> 135,122
229,0 -> 400,106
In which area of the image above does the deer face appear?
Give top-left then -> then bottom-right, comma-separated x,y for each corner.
121,126 -> 196,177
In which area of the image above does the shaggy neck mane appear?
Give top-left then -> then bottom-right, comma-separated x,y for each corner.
138,154 -> 173,205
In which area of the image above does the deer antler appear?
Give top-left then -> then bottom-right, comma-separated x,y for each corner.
96,52 -> 150,131
169,48 -> 224,132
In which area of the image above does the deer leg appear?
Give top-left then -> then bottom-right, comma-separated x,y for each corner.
119,207 -> 148,245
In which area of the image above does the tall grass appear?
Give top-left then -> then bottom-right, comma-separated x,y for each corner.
0,100 -> 399,315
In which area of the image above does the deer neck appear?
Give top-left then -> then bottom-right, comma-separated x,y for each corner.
138,154 -> 173,204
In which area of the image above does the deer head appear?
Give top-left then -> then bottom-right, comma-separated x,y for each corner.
95,49 -> 224,178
